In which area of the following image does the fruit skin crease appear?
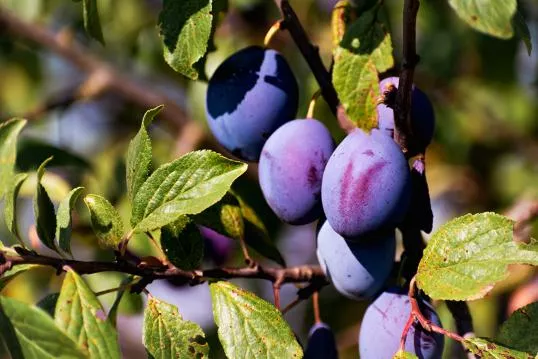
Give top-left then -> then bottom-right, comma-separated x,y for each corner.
321,128 -> 411,239
205,46 -> 299,161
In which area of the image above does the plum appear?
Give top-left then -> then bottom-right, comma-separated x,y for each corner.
304,322 -> 339,359
377,76 -> 435,150
259,119 -> 335,225
359,288 -> 444,359
316,221 -> 395,300
321,128 -> 410,239
205,46 -> 299,161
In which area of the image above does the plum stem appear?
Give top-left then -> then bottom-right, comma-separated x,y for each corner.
312,291 -> 322,324
263,20 -> 283,48
272,0 -> 340,117
399,276 -> 468,357
306,89 -> 322,119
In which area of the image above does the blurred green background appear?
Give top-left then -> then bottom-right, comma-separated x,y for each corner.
1,0 -> 538,358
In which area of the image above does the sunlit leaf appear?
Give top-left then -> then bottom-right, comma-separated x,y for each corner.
448,0 -> 516,39
332,6 -> 393,131
55,269 -> 120,359
417,213 -> 538,300
210,281 -> 303,359
0,296 -> 87,358
143,297 -> 209,358
497,301 -> 538,354
463,337 -> 533,359
132,150 -> 247,232
4,173 -> 28,242
84,194 -> 125,248
56,187 -> 84,255
126,105 -> 162,204
0,118 -> 26,199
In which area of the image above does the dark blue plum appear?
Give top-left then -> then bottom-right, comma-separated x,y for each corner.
198,226 -> 233,266
321,128 -> 410,239
205,46 -> 299,161
359,288 -> 444,359
259,119 -> 335,224
316,221 -> 395,300
377,77 -> 435,150
304,322 -> 339,359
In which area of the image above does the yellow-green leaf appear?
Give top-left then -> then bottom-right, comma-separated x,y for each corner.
417,213 -> 538,301
210,281 -> 303,359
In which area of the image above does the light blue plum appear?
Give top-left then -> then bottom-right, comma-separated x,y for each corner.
316,221 -> 395,300
377,76 -> 435,150
359,288 -> 444,359
304,322 -> 339,359
205,46 -> 299,161
321,128 -> 410,239
259,119 -> 335,225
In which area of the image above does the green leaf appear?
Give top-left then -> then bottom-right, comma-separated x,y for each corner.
194,193 -> 244,240
16,138 -> 91,172
209,281 -> 303,359
416,213 -> 538,301
159,0 -> 213,80
448,0 -> 516,39
0,297 -> 24,359
0,118 -> 26,199
0,264 -> 39,291
132,150 -> 247,232
36,292 -> 60,317
393,350 -> 419,359
126,105 -> 162,204
512,9 -> 532,56
55,269 -> 120,359
161,218 -> 204,270
33,157 -> 57,251
82,0 -> 104,44
4,173 -> 28,242
234,191 -> 286,266
143,297 -> 209,359
56,187 -> 84,255
332,7 -> 393,131
84,194 -> 125,249
497,301 -> 538,354
463,337 -> 534,359
0,296 -> 87,358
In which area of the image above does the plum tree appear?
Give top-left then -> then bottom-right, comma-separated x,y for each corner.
258,119 -> 335,224
321,128 -> 411,239
205,46 -> 299,161
359,288 -> 444,359
304,322 -> 339,359
316,221 -> 395,300
377,76 -> 435,150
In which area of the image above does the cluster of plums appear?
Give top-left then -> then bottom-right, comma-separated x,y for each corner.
205,47 -> 442,358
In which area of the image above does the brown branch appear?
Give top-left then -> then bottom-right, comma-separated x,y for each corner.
2,250 -> 328,287
394,0 -> 420,156
0,6 -> 190,133
273,0 -> 340,116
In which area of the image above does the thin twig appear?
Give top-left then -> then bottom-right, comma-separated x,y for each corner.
272,0 -> 339,115
0,7 -> 190,133
394,0 -> 420,156
1,250 -> 328,286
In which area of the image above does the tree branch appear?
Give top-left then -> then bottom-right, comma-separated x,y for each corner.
2,249 -> 328,287
394,0 -> 420,156
273,0 -> 340,116
0,6 -> 189,133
